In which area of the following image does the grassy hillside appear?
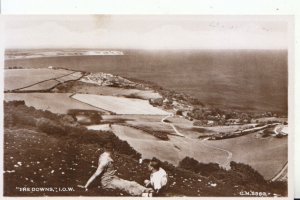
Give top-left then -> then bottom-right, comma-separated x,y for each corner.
3,101 -> 287,197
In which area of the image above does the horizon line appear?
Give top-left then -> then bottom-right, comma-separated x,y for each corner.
5,48 -> 288,51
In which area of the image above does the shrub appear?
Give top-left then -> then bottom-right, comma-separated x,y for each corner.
36,118 -> 67,135
5,100 -> 25,107
123,124 -> 169,140
68,127 -> 114,145
60,115 -> 76,125
152,132 -> 169,140
191,127 -> 213,133
12,113 -> 37,127
176,110 -> 183,116
67,109 -> 103,125
179,157 -> 222,176
4,113 -> 16,128
189,98 -> 204,106
230,161 -> 266,184
149,98 -> 163,106
193,120 -> 203,126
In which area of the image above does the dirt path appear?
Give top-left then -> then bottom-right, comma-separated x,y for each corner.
161,114 -> 232,167
161,114 -> 185,137
201,138 -> 233,167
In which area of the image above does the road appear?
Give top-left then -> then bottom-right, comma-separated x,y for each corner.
201,138 -> 233,167
271,162 -> 288,182
161,114 -> 233,167
161,114 -> 185,137
274,125 -> 282,135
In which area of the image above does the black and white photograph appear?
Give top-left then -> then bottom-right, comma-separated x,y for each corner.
1,14 -> 292,197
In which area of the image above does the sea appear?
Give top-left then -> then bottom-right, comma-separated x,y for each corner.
5,49 -> 288,114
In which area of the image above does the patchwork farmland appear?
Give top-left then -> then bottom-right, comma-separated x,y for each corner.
4,68 -> 73,91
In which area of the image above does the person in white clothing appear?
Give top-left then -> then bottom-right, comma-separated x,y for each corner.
144,159 -> 168,195
78,151 -> 153,196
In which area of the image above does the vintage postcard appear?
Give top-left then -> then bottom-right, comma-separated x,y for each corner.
1,15 -> 293,198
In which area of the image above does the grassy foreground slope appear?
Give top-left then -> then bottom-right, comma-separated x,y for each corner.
4,101 -> 286,197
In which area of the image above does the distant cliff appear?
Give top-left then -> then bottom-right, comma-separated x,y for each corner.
5,49 -> 124,60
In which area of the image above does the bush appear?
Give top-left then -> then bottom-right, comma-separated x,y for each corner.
67,109 -> 103,125
152,132 -> 169,140
189,98 -> 204,106
179,157 -> 222,176
123,124 -> 169,140
149,98 -> 163,106
193,120 -> 204,126
60,115 -> 76,125
12,113 -> 37,127
36,118 -> 67,135
68,127 -> 113,145
230,161 -> 266,184
4,100 -> 142,160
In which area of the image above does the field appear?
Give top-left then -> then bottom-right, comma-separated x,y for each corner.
55,72 -> 83,82
203,134 -> 287,180
101,114 -> 174,134
19,80 -> 60,91
71,94 -> 170,115
101,114 -> 288,178
55,81 -> 161,100
4,93 -> 107,114
4,68 -> 72,91
106,114 -> 287,179
112,125 -> 229,165
102,115 -> 210,138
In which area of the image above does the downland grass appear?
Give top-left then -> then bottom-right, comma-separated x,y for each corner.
3,101 -> 287,197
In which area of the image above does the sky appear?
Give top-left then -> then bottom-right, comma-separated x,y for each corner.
3,15 -> 289,49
